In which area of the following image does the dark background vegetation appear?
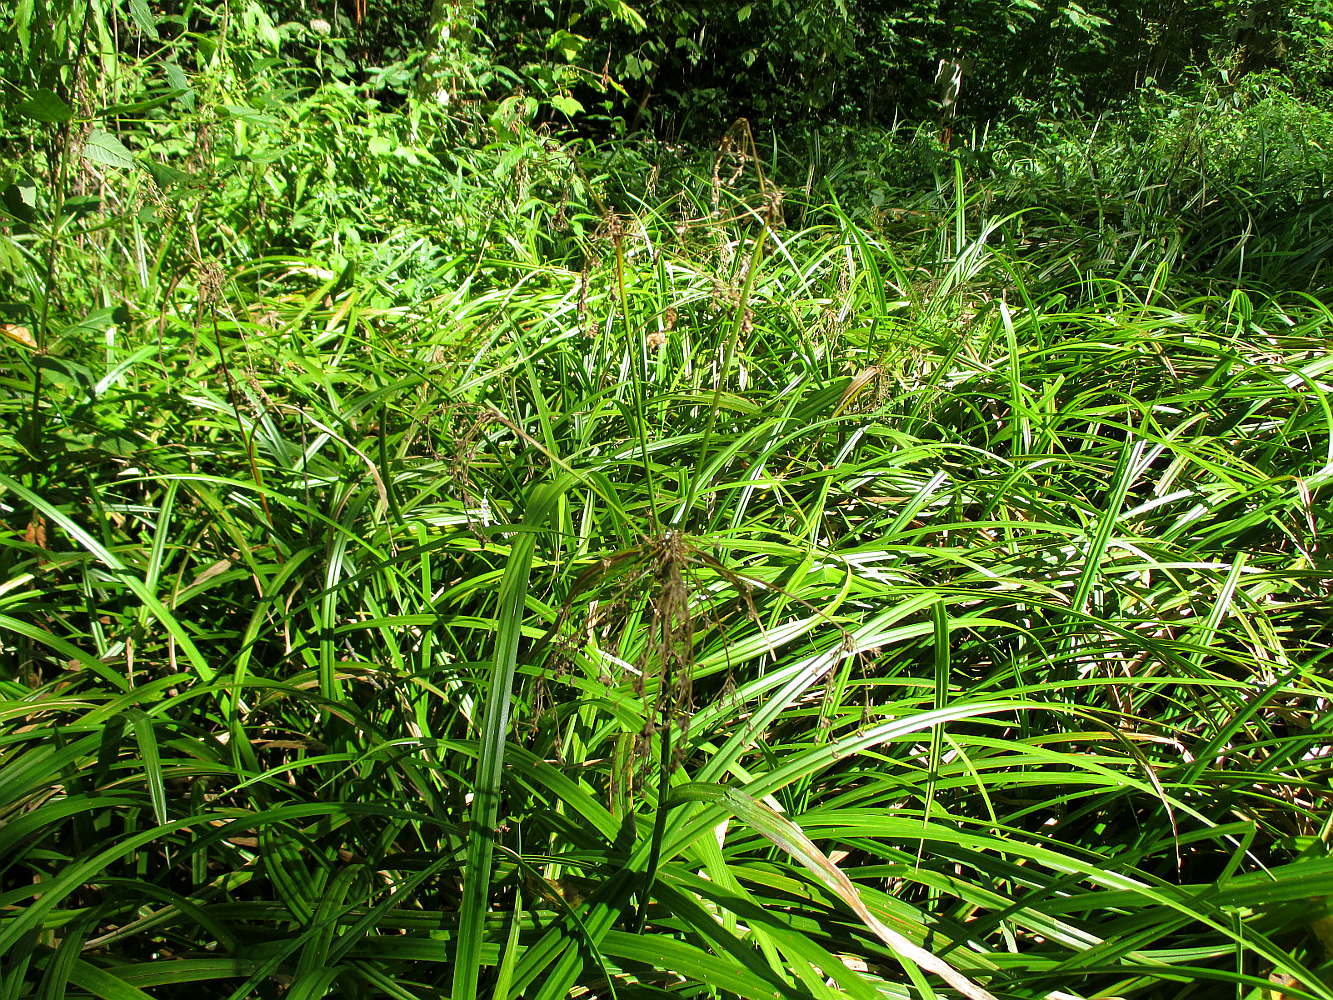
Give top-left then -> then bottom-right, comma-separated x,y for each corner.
235,0 -> 1333,130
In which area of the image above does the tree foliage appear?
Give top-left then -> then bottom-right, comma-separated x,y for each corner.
468,0 -> 1333,131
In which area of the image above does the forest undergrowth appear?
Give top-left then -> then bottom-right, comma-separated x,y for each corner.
2,48 -> 1333,1000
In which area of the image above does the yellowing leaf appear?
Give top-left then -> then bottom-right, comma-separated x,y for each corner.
676,783 -> 998,1000
0,323 -> 36,349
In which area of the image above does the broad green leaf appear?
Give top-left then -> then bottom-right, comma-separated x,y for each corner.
549,95 -> 583,117
127,0 -> 159,38
546,29 -> 586,61
83,130 -> 135,170
18,89 -> 73,123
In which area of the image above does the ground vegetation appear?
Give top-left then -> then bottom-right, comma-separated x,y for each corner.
2,2 -> 1332,998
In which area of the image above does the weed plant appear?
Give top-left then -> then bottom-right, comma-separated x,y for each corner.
2,66 -> 1332,1000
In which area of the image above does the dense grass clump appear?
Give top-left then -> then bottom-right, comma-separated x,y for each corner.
2,73 -> 1333,1000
